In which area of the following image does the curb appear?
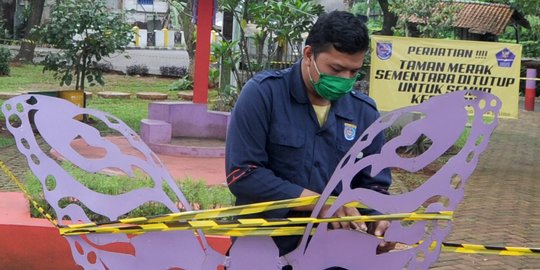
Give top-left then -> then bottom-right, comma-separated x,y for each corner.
126,46 -> 185,51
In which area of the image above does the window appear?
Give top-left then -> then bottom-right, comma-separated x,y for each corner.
138,0 -> 154,5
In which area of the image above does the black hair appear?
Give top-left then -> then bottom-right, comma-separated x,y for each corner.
305,11 -> 369,56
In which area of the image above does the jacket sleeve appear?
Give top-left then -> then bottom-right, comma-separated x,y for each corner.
351,107 -> 392,215
225,79 -> 304,218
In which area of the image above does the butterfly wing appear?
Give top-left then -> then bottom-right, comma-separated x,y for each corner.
287,91 -> 501,269
2,95 -> 223,270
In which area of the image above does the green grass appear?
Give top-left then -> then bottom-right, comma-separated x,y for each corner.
0,68 -> 223,135
0,136 -> 14,147
455,127 -> 471,149
0,64 -> 178,94
0,64 -> 184,134
2,64 -> 236,219
24,162 -> 236,222
87,98 -> 151,132
96,74 -> 175,94
0,64 -> 58,92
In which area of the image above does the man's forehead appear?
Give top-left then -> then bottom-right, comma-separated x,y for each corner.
318,50 -> 365,69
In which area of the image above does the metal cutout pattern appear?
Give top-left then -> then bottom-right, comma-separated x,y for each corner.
2,90 -> 500,269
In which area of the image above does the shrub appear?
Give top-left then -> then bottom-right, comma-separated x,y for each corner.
93,62 -> 114,73
0,46 -> 11,76
169,75 -> 193,91
208,67 -> 219,88
24,163 -> 236,223
159,65 -> 188,77
401,134 -> 432,156
126,64 -> 149,76
384,124 -> 432,156
384,125 -> 402,142
522,41 -> 540,58
179,178 -> 236,210
213,84 -> 239,112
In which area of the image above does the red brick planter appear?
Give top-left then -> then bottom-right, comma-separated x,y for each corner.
0,192 -> 232,269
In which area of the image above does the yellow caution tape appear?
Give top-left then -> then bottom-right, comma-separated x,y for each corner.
520,77 -> 540,81
269,61 -> 295,64
66,196 -> 369,229
0,159 -> 58,227
1,159 -> 539,257
0,37 -> 39,45
202,226 -> 313,237
59,212 -> 453,236
440,242 -> 540,257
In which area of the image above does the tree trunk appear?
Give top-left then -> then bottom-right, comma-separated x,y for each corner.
219,11 -> 233,88
2,0 -> 16,38
255,33 -> 267,66
378,0 -> 398,36
180,0 -> 196,79
222,11 -> 233,41
14,0 -> 45,62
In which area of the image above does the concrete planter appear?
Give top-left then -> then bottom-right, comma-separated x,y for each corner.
0,192 -> 232,269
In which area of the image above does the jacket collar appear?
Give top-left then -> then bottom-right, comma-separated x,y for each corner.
333,94 -> 355,121
289,61 -> 310,104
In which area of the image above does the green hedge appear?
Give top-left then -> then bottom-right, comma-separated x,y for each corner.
24,162 -> 236,223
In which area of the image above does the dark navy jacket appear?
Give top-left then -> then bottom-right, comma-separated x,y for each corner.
225,61 -> 391,255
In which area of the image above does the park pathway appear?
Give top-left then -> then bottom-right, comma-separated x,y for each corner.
432,104 -> 540,269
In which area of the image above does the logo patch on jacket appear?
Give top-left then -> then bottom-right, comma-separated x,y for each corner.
344,123 -> 357,141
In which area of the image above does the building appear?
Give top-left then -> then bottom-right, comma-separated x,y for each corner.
451,2 -> 529,42
2,0 -> 171,39
406,1 -> 530,42
106,0 -> 169,32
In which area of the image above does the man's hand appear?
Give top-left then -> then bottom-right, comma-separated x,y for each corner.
294,189 -> 395,253
321,208 -> 396,254
319,205 -> 368,231
368,220 -> 396,254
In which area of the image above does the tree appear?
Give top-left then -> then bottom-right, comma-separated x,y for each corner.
481,0 -> 540,16
1,0 -> 16,38
481,0 -> 540,56
391,0 -> 458,38
169,0 -> 196,78
219,0 -> 323,77
36,0 -> 132,91
378,0 -> 398,35
349,0 -> 396,36
14,0 -> 45,62
264,1 -> 324,64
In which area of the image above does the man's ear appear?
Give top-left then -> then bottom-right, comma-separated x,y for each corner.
303,46 -> 313,65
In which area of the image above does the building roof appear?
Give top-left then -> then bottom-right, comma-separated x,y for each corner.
453,2 -> 528,35
406,1 -> 530,36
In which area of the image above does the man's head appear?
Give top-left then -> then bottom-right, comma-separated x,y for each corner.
305,11 -> 369,57
302,11 -> 369,104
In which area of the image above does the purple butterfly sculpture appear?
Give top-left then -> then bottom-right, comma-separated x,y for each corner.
2,90 -> 500,270
2,95 -> 224,269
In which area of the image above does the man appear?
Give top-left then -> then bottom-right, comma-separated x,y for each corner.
225,10 -> 392,259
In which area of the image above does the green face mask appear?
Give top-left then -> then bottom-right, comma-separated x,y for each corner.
308,58 -> 362,101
